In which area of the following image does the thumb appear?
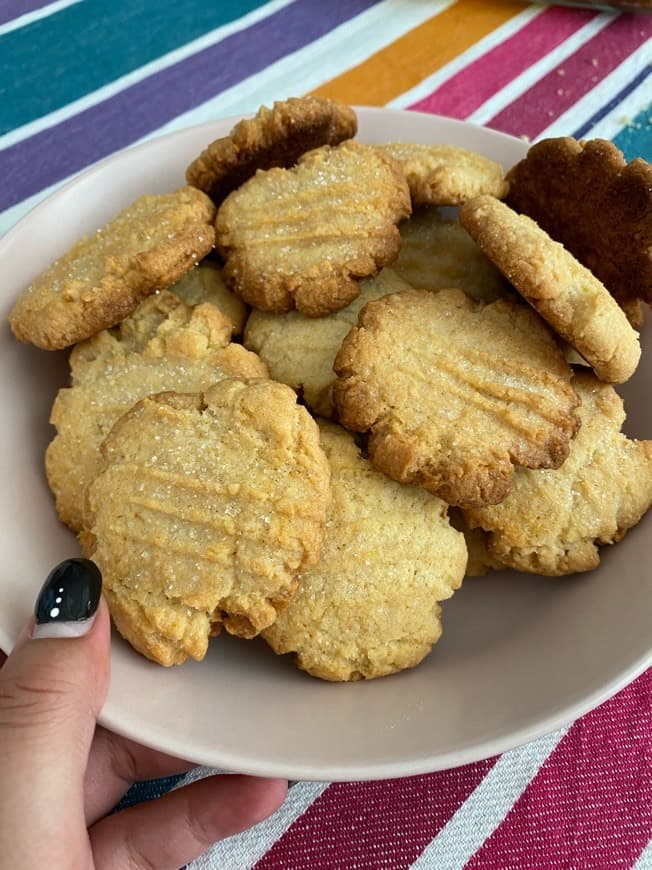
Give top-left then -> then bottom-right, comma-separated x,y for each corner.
0,558 -> 109,866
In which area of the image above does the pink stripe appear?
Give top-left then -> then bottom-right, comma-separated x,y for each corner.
467,669 -> 652,869
409,6 -> 595,120
486,13 -> 651,140
255,760 -> 496,869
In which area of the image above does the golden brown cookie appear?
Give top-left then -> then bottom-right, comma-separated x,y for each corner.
186,96 -> 357,204
460,195 -> 640,384
463,372 -> 652,575
244,268 -> 413,418
46,291 -> 266,533
393,207 -> 510,302
216,140 -> 411,316
506,137 -> 652,326
379,142 -> 508,206
86,379 -> 332,666
333,288 -> 581,508
448,509 -> 495,577
9,187 -> 216,350
170,260 -> 248,335
263,423 -> 467,681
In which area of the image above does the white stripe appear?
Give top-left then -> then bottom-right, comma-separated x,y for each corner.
634,838 -> 652,870
145,0 -> 454,140
0,0 -> 82,37
387,5 -> 544,110
467,13 -> 614,127
178,778 -> 330,870
536,40 -> 652,140
0,0 -> 296,150
411,729 -> 567,870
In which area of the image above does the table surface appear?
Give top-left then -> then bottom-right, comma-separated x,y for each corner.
1,1 -> 651,868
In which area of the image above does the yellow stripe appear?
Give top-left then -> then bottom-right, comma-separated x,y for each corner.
310,0 -> 529,106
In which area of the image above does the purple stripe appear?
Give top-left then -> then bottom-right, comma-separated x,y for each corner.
0,0 -> 56,26
0,0 -> 378,213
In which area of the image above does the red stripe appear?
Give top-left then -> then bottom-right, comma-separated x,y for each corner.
486,13 -> 651,140
467,669 -> 652,869
255,760 -> 496,869
409,6 -> 595,120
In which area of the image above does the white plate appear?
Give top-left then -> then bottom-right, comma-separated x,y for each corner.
1,108 -> 650,781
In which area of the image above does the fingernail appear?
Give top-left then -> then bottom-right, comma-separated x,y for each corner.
32,559 -> 102,639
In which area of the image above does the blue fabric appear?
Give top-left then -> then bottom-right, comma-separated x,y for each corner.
113,773 -> 187,812
613,100 -> 652,160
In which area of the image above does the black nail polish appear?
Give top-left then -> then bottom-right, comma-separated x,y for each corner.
35,559 -> 102,624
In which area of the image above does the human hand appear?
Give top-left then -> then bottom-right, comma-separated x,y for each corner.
0,559 -> 288,869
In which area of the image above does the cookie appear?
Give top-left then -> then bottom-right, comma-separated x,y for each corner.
262,423 -> 467,681
186,96 -> 357,204
392,207 -> 510,302
170,261 -> 248,335
244,268 -> 413,418
216,140 -> 411,316
463,372 -> 652,575
460,195 -> 640,384
379,142 -> 508,206
45,291 -> 266,533
506,137 -> 652,327
9,187 -> 216,350
85,379 -> 332,666
333,288 -> 581,508
448,509 -> 495,577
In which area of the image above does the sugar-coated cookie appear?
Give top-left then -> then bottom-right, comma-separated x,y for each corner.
379,142 -> 508,206
263,423 -> 467,680
460,195 -> 640,384
393,207 -> 510,302
334,288 -> 581,508
464,372 -> 652,575
46,291 -> 266,533
448,509 -> 495,577
244,268 -> 413,418
9,187 -> 216,349
170,261 -> 248,335
186,96 -> 357,204
86,379 -> 332,665
216,141 -> 411,316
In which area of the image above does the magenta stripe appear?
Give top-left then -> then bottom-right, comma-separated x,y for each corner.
467,669 -> 652,869
0,0 -> 378,214
0,0 -> 54,26
255,759 -> 496,869
409,6 -> 595,120
486,13 -> 651,140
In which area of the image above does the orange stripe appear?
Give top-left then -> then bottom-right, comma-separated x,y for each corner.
310,0 -> 530,106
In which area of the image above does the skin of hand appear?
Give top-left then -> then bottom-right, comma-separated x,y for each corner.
0,560 -> 288,869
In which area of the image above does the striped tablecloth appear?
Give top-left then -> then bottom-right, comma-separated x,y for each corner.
2,2 -> 651,867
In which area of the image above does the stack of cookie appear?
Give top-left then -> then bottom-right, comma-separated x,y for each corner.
8,96 -> 652,681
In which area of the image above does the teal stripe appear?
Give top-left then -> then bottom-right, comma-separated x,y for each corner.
613,101 -> 652,162
0,0 -> 271,134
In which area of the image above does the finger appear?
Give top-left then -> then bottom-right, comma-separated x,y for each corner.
90,774 -> 288,869
0,559 -> 109,868
85,727 -> 196,824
